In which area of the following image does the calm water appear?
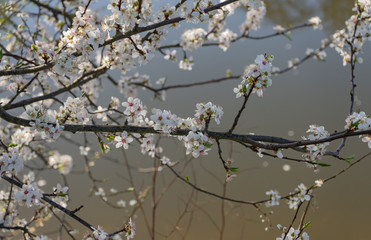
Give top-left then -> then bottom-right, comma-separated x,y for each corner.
15,0 -> 371,239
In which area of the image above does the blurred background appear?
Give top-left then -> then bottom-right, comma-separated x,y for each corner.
8,0 -> 371,239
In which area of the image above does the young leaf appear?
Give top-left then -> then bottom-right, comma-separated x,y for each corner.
229,167 -> 240,172
344,155 -> 355,164
318,163 -> 331,167
303,221 -> 311,228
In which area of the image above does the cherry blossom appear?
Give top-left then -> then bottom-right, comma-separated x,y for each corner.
182,131 -> 213,158
308,16 -> 323,30
48,151 -> 73,175
122,97 -> 147,123
114,131 -> 134,149
235,54 -> 274,97
302,125 -> 330,172
15,182 -> 43,207
1,147 -> 24,176
265,190 -> 281,207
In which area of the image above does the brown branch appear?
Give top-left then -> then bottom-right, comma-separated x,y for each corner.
1,175 -> 95,231
3,64 -> 108,110
2,106 -> 371,151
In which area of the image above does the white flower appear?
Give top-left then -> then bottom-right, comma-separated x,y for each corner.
117,200 -> 126,208
49,151 -> 73,175
265,190 -> 281,207
182,131 -> 213,158
308,16 -> 323,30
315,179 -> 324,187
160,156 -> 170,165
80,146 -> 91,156
129,199 -> 137,207
163,49 -> 177,61
114,131 -> 134,149
179,57 -> 194,70
345,111 -> 371,131
218,29 -> 237,51
194,102 -> 223,125
302,125 -> 330,171
53,184 -> 69,201
150,109 -> 179,134
125,218 -> 136,240
122,97 -> 147,123
1,147 -> 24,175
15,183 -> 43,207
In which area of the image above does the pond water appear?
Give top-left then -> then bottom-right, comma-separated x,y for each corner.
11,0 -> 371,239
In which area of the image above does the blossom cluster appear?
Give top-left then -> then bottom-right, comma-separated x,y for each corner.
52,184 -> 69,208
140,134 -> 156,158
48,151 -> 73,175
306,48 -> 327,61
234,54 -> 274,97
114,131 -> 134,149
105,0 -> 152,33
180,28 -> 207,51
276,224 -> 310,240
26,104 -> 64,141
107,97 -> 222,159
83,226 -> 109,240
31,40 -> 56,63
345,111 -> 371,148
302,125 -> 330,172
54,7 -> 104,75
194,102 -> 224,125
287,183 -> 311,210
122,97 -> 147,123
331,0 -> 371,65
345,111 -> 371,131
15,182 -> 43,207
0,190 -> 17,227
218,29 -> 237,51
150,109 -> 179,134
308,16 -> 323,30
0,146 -> 24,176
178,57 -> 194,71
265,189 -> 281,207
240,1 -> 266,34
182,131 -> 213,158
55,97 -> 90,124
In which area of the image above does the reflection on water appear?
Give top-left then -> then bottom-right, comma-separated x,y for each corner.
11,1 -> 371,240
264,0 -> 353,31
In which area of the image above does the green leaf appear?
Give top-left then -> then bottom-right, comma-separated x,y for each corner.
284,32 -> 292,41
229,167 -> 240,173
242,84 -> 247,93
185,176 -> 189,182
318,163 -> 331,167
349,119 -> 360,129
57,22 -> 65,28
100,142 -> 105,153
204,142 -> 213,148
0,49 -> 3,61
31,44 -> 38,52
303,221 -> 311,228
8,143 -> 17,147
226,71 -> 232,78
344,155 -> 355,164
